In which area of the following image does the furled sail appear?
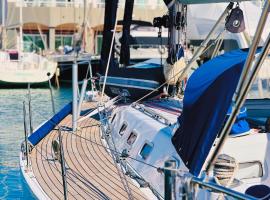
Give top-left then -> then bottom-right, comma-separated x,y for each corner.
172,49 -> 251,176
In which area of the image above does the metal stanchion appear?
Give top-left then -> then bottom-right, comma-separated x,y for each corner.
48,73 -> 56,115
164,160 -> 176,200
77,79 -> 88,118
23,101 -> 29,168
58,128 -> 68,200
72,62 -> 78,132
27,83 -> 33,134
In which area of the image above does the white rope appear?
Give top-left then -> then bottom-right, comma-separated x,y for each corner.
101,5 -> 119,103
213,154 -> 238,200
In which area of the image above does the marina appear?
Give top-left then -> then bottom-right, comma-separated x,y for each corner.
0,87 -> 72,199
1,0 -> 270,199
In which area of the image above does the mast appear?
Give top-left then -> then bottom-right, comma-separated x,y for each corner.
100,0 -> 119,73
119,0 -> 134,66
19,0 -> 23,52
1,0 -> 7,49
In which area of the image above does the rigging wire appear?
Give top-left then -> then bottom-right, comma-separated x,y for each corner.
29,107 -> 163,172
100,4 -> 119,103
130,27 -> 227,104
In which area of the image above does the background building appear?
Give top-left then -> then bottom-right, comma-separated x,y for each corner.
3,0 -> 166,54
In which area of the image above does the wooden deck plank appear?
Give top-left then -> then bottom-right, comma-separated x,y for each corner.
28,102 -> 149,200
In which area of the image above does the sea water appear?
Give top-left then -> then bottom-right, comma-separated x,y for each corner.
0,87 -> 72,199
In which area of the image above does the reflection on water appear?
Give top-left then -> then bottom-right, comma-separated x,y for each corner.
0,87 -> 72,199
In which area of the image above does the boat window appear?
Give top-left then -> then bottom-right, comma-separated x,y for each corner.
9,52 -> 19,60
119,122 -> 128,136
127,131 -> 137,145
235,161 -> 263,180
140,142 -> 154,160
129,36 -> 168,48
111,114 -> 116,123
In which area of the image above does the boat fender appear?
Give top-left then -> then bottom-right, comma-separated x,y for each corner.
163,57 -> 186,85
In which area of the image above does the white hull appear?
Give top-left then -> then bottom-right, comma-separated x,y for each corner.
0,51 -> 57,84
106,98 -> 270,198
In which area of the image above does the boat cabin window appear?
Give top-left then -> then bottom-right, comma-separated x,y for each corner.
119,122 -> 128,136
111,114 -> 116,123
235,161 -> 263,180
129,36 -> 168,49
139,142 -> 154,160
127,131 -> 137,145
9,51 -> 19,60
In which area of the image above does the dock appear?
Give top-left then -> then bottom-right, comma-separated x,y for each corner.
26,102 -> 149,200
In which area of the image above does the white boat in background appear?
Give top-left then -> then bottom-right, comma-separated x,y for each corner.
0,0 -> 57,87
19,0 -> 270,199
0,50 -> 57,86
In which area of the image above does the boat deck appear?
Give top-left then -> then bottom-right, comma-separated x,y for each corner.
28,102 -> 149,200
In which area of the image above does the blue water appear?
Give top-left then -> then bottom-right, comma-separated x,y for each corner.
0,87 -> 72,199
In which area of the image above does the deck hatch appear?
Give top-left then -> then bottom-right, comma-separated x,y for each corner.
111,113 -> 116,123
236,161 -> 263,180
140,142 -> 154,160
127,131 -> 137,145
119,122 -> 128,136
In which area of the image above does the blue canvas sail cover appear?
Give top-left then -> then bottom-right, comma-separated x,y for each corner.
227,106 -> 250,136
172,49 -> 251,176
28,102 -> 72,146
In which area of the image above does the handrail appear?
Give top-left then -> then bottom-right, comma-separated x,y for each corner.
191,177 -> 257,200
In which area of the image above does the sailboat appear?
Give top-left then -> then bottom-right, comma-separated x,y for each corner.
96,0 -> 270,197
0,0 -> 57,87
20,0 -> 270,199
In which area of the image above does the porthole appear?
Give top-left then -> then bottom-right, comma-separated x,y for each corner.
111,114 -> 116,123
140,142 -> 154,160
119,122 -> 128,136
127,131 -> 137,145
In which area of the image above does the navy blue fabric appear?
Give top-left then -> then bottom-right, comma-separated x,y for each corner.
28,102 -> 72,146
177,47 -> 184,59
245,185 -> 270,200
172,49 -> 250,176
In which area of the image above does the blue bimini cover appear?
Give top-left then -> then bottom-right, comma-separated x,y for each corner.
172,49 -> 250,176
28,102 -> 72,146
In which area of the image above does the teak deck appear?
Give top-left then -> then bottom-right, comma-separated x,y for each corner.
29,102 -> 148,200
